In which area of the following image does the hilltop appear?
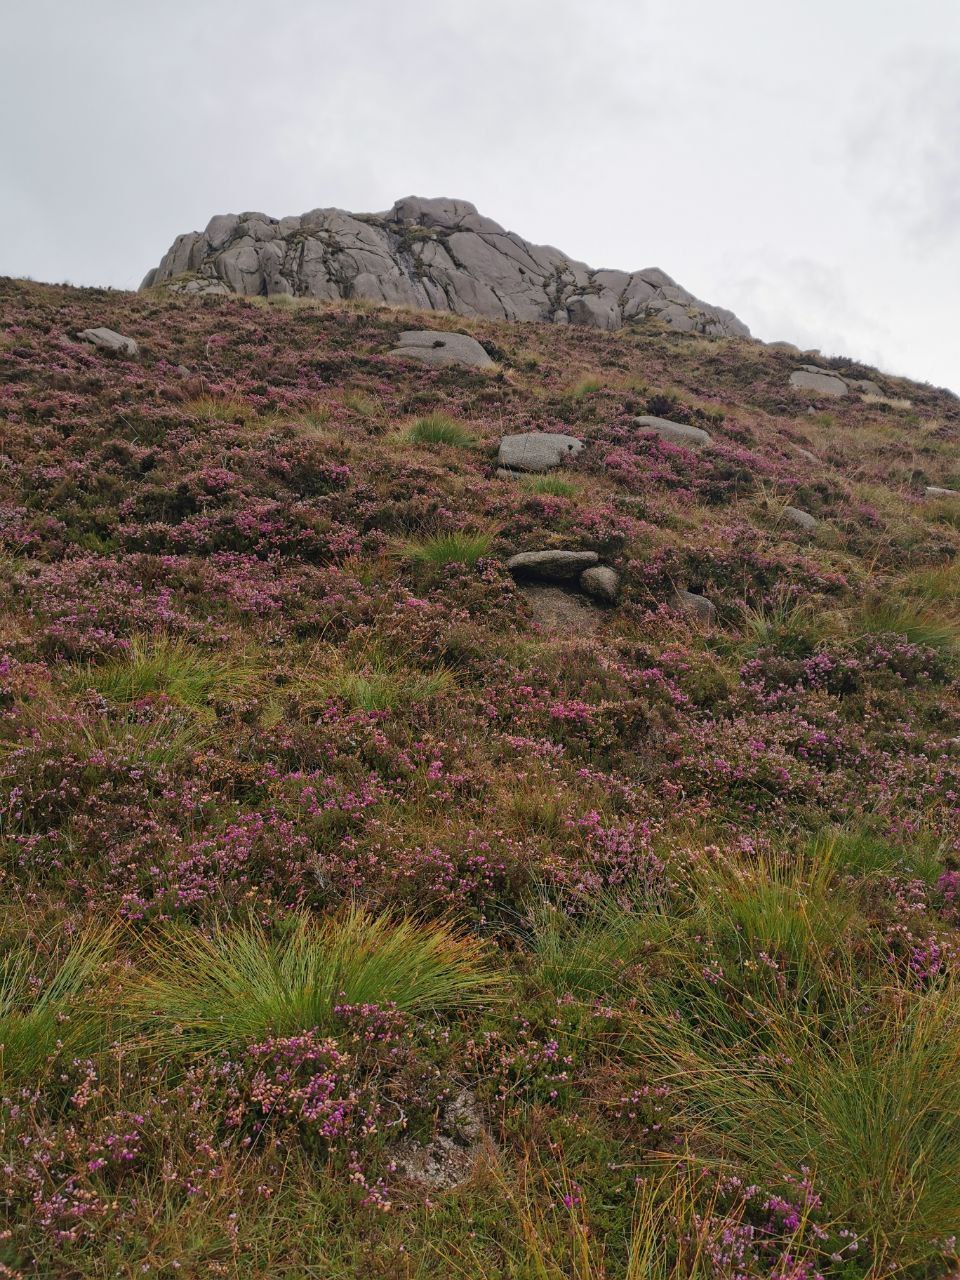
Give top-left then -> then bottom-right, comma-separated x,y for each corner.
2,274 -> 960,1278
141,195 -> 750,337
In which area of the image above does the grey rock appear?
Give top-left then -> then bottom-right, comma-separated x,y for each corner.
497,432 -> 583,473
389,330 -> 495,370
926,486 -> 960,499
789,369 -> 848,397
76,326 -> 139,356
768,340 -> 801,354
783,505 -> 819,533
634,415 -> 712,447
580,566 -> 621,603
142,196 -> 751,338
507,549 -> 600,581
848,378 -> 883,396
673,589 -> 717,623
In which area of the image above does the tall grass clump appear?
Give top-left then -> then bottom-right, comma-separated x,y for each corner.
407,531 -> 493,568
630,978 -> 960,1272
1,927 -> 114,1084
406,413 -> 476,447
857,599 -> 959,655
130,908 -> 499,1056
72,635 -> 258,710
520,474 -> 578,499
314,650 -> 451,711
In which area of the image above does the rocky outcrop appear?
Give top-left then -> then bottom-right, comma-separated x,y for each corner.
141,196 -> 750,338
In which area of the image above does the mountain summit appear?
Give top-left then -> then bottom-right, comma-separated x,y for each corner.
141,195 -> 749,338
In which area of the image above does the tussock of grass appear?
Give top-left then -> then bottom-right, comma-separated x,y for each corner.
1,926 -> 114,1083
407,530 -> 494,567
858,599 -> 960,654
520,473 -> 578,499
808,826 -> 943,884
529,899 -> 658,1000
71,635 -> 259,711
129,908 -> 499,1056
630,979 -> 960,1271
182,395 -> 255,424
341,389 -> 382,418
309,648 -> 452,711
405,412 -> 476,447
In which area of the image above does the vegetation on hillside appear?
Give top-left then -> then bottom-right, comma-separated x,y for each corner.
1,277 -> 959,1277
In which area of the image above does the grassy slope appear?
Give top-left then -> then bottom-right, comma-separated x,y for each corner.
1,276 -> 960,1277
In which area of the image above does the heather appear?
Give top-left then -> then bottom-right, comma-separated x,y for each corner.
1,276 -> 959,1277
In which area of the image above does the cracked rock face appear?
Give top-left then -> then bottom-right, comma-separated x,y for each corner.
141,196 -> 750,338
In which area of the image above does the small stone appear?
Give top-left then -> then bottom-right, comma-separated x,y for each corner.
579,566 -> 620,604
783,505 -> 819,533
673,589 -> 716,623
507,549 -> 599,581
497,431 -> 583,473
926,486 -> 959,499
634,415 -> 712,447
76,326 -> 139,356
789,369 -> 847,397
389,330 -> 495,369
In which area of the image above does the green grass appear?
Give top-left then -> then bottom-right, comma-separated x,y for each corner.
0,926 -> 113,1084
341,389 -> 382,418
520,474 -> 578,499
316,651 -> 452,711
72,635 -> 258,711
568,375 -> 603,398
808,826 -> 943,884
406,412 -> 476,447
528,898 -> 663,1000
129,908 -> 500,1057
737,594 -> 822,658
858,599 -> 960,654
182,395 -> 255,424
407,531 -> 494,568
631,979 -> 960,1273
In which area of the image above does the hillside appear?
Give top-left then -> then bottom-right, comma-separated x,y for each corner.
2,274 -> 960,1278
140,196 -> 750,337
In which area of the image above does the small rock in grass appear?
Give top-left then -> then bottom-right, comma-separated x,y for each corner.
926,486 -> 959,499
497,431 -> 583,473
76,326 -> 139,356
673,589 -> 716,623
783,505 -> 819,533
579,566 -> 620,604
388,330 -> 495,369
634,415 -> 712,447
507,549 -> 599,581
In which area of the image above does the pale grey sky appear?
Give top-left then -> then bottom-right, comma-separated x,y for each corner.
3,1 -> 958,390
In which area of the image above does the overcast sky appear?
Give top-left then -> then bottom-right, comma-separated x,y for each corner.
3,1 -> 959,390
